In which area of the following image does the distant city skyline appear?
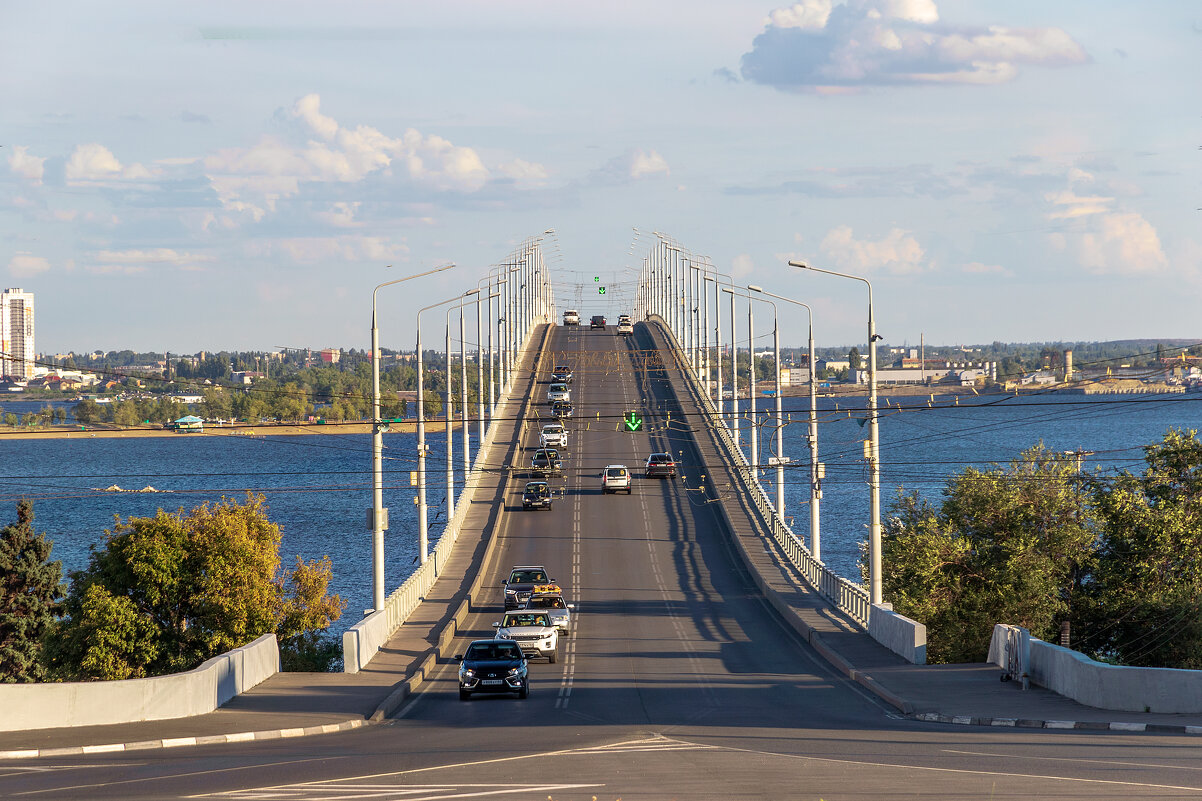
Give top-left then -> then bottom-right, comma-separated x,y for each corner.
3,1 -> 1200,354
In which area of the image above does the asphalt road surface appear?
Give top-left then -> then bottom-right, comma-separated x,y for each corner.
6,323 -> 1202,800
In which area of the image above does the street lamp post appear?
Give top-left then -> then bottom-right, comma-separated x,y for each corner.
748,286 -> 822,561
747,287 -> 781,515
790,260 -> 881,604
369,264 -> 452,612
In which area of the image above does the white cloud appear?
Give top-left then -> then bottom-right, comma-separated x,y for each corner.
629,149 -> 670,179
92,248 -> 215,273
498,158 -> 549,187
8,253 -> 51,277
820,225 -> 926,274
1077,212 -> 1167,275
316,201 -> 362,228
1045,190 -> 1114,220
962,261 -> 1013,277
731,253 -> 754,278
250,235 -> 409,265
204,94 -> 506,219
66,143 -> 155,185
8,146 -> 45,184
741,0 -> 1087,90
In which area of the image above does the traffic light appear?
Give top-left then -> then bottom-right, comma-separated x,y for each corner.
623,410 -> 643,432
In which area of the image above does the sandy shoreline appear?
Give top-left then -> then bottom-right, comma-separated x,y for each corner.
0,421 -> 449,440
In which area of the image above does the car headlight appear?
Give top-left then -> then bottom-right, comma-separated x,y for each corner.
507,666 -> 523,676
461,667 -> 475,678
497,631 -> 511,639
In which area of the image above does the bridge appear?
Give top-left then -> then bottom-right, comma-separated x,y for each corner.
4,238 -> 1202,799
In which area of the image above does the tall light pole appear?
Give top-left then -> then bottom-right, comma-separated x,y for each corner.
747,286 -> 821,559
445,291 -> 480,522
746,288 -> 781,515
723,286 -> 758,465
417,289 -> 475,571
790,260 -> 881,604
369,264 -> 453,612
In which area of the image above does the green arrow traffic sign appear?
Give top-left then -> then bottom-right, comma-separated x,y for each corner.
594,276 -> 600,282
598,286 -> 606,295
623,410 -> 643,432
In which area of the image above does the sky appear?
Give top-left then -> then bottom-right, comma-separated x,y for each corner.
3,0 -> 1200,355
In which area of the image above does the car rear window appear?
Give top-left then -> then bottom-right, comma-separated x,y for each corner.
607,468 -> 627,477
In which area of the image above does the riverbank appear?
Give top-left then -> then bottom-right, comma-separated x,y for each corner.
0,421 -> 448,440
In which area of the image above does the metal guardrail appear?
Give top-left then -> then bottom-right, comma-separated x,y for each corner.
651,317 -> 872,628
344,320 -> 549,672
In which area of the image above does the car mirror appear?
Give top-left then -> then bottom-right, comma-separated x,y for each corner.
454,654 -> 463,661
492,622 -> 500,628
569,604 -> 576,610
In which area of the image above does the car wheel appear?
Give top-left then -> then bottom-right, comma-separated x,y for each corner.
459,689 -> 470,701
549,649 -> 558,664
626,488 -> 632,495
518,682 -> 529,699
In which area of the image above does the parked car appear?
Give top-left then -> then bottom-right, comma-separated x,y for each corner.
645,452 -> 677,478
456,639 -> 528,700
540,423 -> 568,449
504,565 -> 554,609
590,315 -> 606,329
522,481 -> 553,510
602,464 -> 632,494
493,610 -> 559,662
563,309 -> 580,326
531,448 -> 562,477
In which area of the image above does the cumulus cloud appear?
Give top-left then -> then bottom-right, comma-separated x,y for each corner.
595,148 -> 670,184
731,253 -> 754,278
8,146 -> 45,184
250,235 -> 409,265
741,0 -> 1087,91
90,248 -> 215,274
8,253 -> 51,277
820,224 -> 926,274
205,94 -> 505,220
66,144 -> 155,185
1074,213 -> 1167,275
962,261 -> 1013,277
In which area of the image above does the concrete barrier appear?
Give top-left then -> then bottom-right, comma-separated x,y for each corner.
988,623 -> 1202,713
0,633 -> 279,732
868,603 -> 927,665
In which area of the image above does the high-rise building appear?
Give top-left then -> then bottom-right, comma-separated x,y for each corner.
1,288 -> 35,379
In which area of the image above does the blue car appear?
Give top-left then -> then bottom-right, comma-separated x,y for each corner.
456,639 -> 529,700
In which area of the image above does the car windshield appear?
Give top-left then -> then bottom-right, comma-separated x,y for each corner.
504,613 -> 550,627
466,642 -> 522,661
530,596 -> 565,609
510,570 -> 547,583
607,468 -> 627,477
525,483 -> 549,496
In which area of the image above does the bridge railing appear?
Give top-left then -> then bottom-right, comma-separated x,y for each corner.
652,316 -> 872,628
343,318 -> 549,673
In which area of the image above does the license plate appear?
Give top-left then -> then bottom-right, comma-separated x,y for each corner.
481,680 -> 503,686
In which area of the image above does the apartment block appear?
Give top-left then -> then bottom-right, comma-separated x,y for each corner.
0,288 -> 34,379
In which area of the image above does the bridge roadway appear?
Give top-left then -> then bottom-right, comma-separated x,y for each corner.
6,323 -> 1202,799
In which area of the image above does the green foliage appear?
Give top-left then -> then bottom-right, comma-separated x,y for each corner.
848,347 -> 862,371
0,502 -> 64,682
1079,429 -> 1202,668
879,445 -> 1095,663
46,495 -> 345,679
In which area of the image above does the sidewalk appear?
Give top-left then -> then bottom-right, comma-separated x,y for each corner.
0,326 -> 551,760
644,320 -> 1202,736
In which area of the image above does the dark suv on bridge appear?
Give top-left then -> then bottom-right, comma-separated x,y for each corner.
590,315 -> 606,329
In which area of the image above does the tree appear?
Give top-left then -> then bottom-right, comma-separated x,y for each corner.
46,495 -> 345,679
879,445 -> 1095,663
848,347 -> 862,371
0,501 -> 64,682
1081,429 -> 1202,668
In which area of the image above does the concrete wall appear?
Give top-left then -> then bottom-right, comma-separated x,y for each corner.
868,603 -> 927,665
0,633 -> 279,732
988,624 -> 1202,713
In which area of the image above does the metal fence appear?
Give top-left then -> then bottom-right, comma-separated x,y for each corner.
653,317 -> 872,628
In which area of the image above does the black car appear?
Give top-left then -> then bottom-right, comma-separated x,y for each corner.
590,315 -> 606,329
531,448 -> 562,477
456,639 -> 528,700
551,365 -> 573,383
552,400 -> 573,418
645,452 -> 677,478
504,565 -> 554,609
522,481 -> 553,510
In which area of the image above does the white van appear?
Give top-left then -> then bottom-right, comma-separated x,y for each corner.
563,309 -> 580,326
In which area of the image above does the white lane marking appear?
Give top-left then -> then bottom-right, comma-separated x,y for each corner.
15,758 -> 327,797
202,782 -> 603,800
942,748 -> 1202,771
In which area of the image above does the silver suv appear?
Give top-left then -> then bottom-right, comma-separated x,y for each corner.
602,464 -> 632,495
540,423 -> 568,449
494,610 -> 559,662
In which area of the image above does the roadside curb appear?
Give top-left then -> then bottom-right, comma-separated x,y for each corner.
0,719 -> 368,761
910,712 -> 1202,735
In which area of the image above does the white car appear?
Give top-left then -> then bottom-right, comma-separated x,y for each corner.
563,309 -> 580,326
617,320 -> 633,336
602,464 -> 632,495
540,423 -> 568,449
525,592 -> 573,635
547,383 -> 571,403
494,610 -> 559,662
